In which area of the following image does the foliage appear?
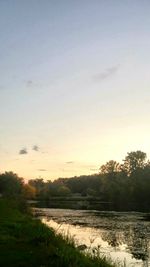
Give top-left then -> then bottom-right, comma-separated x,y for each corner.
1,150 -> 150,211
0,172 -> 23,197
57,185 -> 71,196
100,160 -> 120,175
122,151 -> 147,175
22,184 -> 36,199
27,150 -> 150,211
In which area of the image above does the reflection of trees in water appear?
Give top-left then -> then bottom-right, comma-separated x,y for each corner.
102,230 -> 123,247
101,224 -> 124,248
100,222 -> 150,265
125,223 -> 150,266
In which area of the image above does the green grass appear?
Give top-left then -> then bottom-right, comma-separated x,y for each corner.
0,198 -> 115,267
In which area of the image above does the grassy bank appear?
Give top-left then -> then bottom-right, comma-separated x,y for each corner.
0,198 -> 115,267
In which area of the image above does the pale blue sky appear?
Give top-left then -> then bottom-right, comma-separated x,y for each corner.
0,1 -> 150,179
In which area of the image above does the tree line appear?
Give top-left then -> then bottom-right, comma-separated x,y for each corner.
0,150 -> 150,211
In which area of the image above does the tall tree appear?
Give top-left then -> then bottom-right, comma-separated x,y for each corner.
122,151 -> 147,176
100,160 -> 120,175
0,171 -> 23,196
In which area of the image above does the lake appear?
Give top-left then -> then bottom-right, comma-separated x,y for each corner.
33,207 -> 150,267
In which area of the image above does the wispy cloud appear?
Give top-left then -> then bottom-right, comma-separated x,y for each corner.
38,169 -> 47,172
93,65 -> 119,82
26,80 -> 33,87
19,145 -> 40,155
32,145 -> 39,152
25,80 -> 42,89
60,168 -> 75,173
19,148 -> 28,155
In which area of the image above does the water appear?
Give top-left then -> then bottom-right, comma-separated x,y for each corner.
34,208 -> 150,267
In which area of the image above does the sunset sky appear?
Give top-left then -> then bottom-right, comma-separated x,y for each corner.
0,1 -> 150,180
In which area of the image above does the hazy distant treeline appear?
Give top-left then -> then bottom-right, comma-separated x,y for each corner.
28,150 -> 150,211
0,150 -> 150,210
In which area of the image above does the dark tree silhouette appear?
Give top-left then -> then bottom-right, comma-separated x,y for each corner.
122,151 -> 147,176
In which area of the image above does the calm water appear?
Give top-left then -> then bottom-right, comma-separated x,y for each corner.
34,208 -> 150,267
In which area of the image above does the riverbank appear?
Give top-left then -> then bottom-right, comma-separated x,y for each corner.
0,198 -> 115,267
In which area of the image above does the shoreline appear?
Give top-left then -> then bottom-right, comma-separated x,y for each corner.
0,198 -> 116,267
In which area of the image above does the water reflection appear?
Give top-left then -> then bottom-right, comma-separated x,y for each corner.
33,208 -> 150,267
125,223 -> 149,263
101,222 -> 150,266
101,228 -> 123,247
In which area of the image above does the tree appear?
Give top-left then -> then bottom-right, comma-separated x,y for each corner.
122,151 -> 147,176
0,171 -> 23,196
22,184 -> 36,199
86,188 -> 97,197
57,185 -> 71,197
100,160 -> 120,175
28,178 -> 45,197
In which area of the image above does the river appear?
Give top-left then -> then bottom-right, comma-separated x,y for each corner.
33,207 -> 150,267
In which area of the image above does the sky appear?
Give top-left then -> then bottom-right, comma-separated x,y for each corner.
0,0 -> 150,180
